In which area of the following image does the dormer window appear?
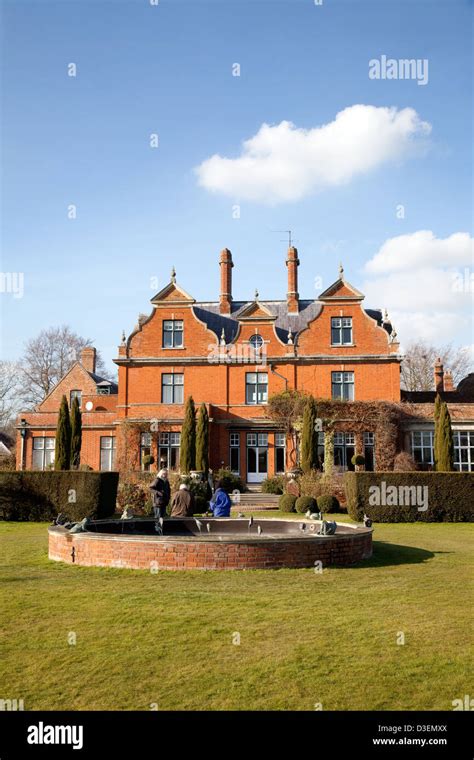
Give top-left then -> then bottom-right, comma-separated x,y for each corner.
96,382 -> 111,395
163,320 -> 184,348
331,317 -> 352,345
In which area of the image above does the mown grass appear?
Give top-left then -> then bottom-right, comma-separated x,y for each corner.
0,515 -> 472,711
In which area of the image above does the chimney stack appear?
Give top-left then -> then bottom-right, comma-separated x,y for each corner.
444,369 -> 454,392
286,246 -> 300,314
219,248 -> 233,315
81,346 -> 97,374
434,358 -> 444,393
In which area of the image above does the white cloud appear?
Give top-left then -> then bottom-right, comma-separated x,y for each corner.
362,231 -> 474,347
195,104 -> 431,204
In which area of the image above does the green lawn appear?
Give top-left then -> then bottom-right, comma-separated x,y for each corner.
0,516 -> 472,711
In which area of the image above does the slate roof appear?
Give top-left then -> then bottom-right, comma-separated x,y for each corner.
193,300 -> 388,344
402,373 -> 474,405
87,371 -> 118,394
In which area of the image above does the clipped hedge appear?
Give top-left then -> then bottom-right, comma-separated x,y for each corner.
344,471 -> 474,522
316,494 -> 340,514
0,471 -> 119,522
279,494 -> 297,513
295,495 -> 317,514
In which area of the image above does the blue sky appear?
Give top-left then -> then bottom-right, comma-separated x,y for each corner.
1,0 -> 472,374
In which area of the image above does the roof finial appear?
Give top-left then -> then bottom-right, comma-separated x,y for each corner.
171,266 -> 176,284
338,262 -> 344,280
254,288 -> 259,300
220,327 -> 226,346
287,328 -> 293,345
121,330 -> 126,345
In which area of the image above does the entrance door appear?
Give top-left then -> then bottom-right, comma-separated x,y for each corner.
247,433 -> 268,483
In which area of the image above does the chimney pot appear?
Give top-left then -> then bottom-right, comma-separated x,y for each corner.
286,246 -> 300,314
219,248 -> 233,315
434,358 -> 444,393
444,369 -> 455,392
81,346 -> 97,374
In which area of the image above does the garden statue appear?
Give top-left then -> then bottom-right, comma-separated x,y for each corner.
69,517 -> 91,534
318,520 -> 337,536
120,507 -> 134,520
363,514 -> 373,528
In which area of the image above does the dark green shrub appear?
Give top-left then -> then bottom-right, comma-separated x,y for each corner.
142,455 -> 155,467
179,475 -> 210,513
351,454 -> 365,467
316,494 -> 340,513
295,495 -> 317,513
180,396 -> 196,473
214,468 -> 244,493
344,471 -> 474,522
0,471 -> 118,521
279,494 -> 297,512
261,475 -> 285,494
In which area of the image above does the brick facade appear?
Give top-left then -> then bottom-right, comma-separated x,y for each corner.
19,246 -> 473,478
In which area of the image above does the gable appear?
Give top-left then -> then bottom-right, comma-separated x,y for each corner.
151,282 -> 195,305
318,277 -> 364,302
237,301 -> 276,321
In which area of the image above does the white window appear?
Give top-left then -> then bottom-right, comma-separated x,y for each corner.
331,317 -> 352,345
140,432 -> 152,471
246,372 -> 268,404
454,431 -> 474,472
331,371 -> 354,401
162,373 -> 184,404
230,433 -> 240,473
411,431 -> 433,465
159,431 -> 181,470
70,390 -> 82,407
100,437 -> 116,471
163,320 -> 184,348
32,437 -> 55,470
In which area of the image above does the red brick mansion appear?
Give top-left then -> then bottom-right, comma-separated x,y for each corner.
16,248 -> 474,480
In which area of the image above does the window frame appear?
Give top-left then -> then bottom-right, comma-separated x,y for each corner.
161,373 -> 184,404
331,316 -> 353,346
70,389 -> 82,408
32,437 -> 55,470
331,371 -> 354,401
100,436 -> 116,471
245,372 -> 268,405
162,319 -> 184,349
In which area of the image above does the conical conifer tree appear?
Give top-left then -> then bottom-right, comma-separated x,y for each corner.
300,396 -> 317,472
435,401 -> 454,471
196,403 -> 209,474
70,396 -> 82,469
55,394 -> 71,470
180,396 -> 196,473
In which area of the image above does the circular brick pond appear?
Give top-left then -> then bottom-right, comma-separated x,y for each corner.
48,517 -> 373,570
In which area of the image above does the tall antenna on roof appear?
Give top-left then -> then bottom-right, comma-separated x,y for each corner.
272,230 -> 298,248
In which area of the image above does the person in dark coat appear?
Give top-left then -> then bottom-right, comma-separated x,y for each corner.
149,469 -> 171,519
170,483 -> 195,518
209,480 -> 231,517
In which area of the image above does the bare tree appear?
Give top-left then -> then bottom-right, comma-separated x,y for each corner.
0,361 -> 22,430
401,341 -> 474,391
19,325 -> 108,408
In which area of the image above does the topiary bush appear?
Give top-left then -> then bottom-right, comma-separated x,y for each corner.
261,475 -> 285,494
295,495 -> 317,514
351,454 -> 365,467
316,494 -> 340,514
279,493 -> 297,512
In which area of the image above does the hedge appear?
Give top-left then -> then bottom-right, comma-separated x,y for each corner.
0,471 -> 119,522
344,471 -> 474,522
279,494 -> 297,513
316,494 -> 340,514
295,495 -> 317,514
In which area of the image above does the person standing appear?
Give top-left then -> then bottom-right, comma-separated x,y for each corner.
170,483 -> 195,518
149,469 -> 171,519
208,480 -> 231,517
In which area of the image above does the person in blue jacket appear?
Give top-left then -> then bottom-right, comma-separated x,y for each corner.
208,480 -> 231,517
